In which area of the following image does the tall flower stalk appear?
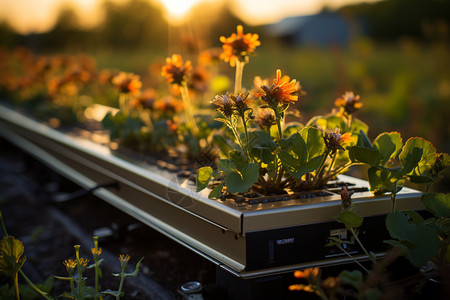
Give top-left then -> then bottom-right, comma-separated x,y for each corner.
254,69 -> 301,186
220,25 -> 260,95
112,72 -> 142,115
211,92 -> 253,160
162,54 -> 198,136
91,236 -> 102,300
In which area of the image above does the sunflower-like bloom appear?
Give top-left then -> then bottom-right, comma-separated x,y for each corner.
161,54 -> 192,85
220,25 -> 261,66
154,96 -> 184,114
335,91 -> 362,116
112,71 -> 142,95
255,69 -> 300,108
324,128 -> 354,154
211,92 -> 235,119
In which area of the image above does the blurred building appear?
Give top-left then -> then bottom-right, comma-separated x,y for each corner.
266,11 -> 361,47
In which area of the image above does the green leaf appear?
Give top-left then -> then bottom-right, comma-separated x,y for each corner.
279,153 -> 324,179
385,211 -> 441,267
229,150 -> 247,171
0,236 -> 26,277
248,131 -> 277,164
208,182 -> 224,199
373,132 -> 403,166
348,146 -> 380,166
283,122 -> 303,137
422,193 -> 450,218
299,127 -> 326,161
357,129 -> 374,149
102,289 -> 124,297
225,163 -> 259,193
336,211 -> 363,229
399,137 -> 436,176
124,257 -> 144,277
364,288 -> 383,300
368,167 -> 404,194
217,159 -> 236,173
350,118 -> 369,136
338,270 -> 363,291
196,167 -> 213,192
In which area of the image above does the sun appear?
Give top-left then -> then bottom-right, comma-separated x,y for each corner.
157,0 -> 201,20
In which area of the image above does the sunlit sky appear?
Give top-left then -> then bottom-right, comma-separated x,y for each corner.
0,0 -> 381,34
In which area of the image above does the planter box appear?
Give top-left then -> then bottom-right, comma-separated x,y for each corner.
0,104 -> 424,278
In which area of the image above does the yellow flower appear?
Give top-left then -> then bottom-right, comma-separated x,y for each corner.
335,91 -> 362,116
78,258 -> 89,267
91,247 -> 102,257
112,71 -> 142,95
219,25 -> 261,66
63,259 -> 77,273
161,54 -> 192,86
119,254 -> 130,269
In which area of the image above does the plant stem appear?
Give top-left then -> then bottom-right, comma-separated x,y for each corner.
94,265 -> 99,300
119,93 -> 128,115
234,59 -> 245,95
19,270 -> 53,300
347,114 -> 353,131
313,151 -> 331,186
0,210 -> 8,236
180,82 -> 199,136
13,273 -> 20,300
325,152 -> 338,177
350,228 -> 377,265
337,244 -> 370,273
391,180 -> 399,212
116,272 -> 125,300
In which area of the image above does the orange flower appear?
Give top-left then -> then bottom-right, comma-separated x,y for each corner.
220,25 -> 260,66
112,71 -> 142,95
335,91 -> 362,116
324,128 -> 354,153
255,69 -> 300,107
161,54 -> 192,85
154,96 -> 184,114
293,268 -> 320,279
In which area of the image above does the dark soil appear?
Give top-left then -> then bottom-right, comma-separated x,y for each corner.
0,137 -> 222,299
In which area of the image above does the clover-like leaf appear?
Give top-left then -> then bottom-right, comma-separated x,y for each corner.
348,146 -> 380,166
368,166 -> 404,194
225,163 -> 259,193
399,137 -> 436,177
0,236 -> 26,277
208,182 -> 224,199
422,193 -> 450,218
385,211 -> 441,267
196,166 -> 213,192
248,131 -> 277,164
373,132 -> 403,166
336,211 -> 363,229
299,126 -> 326,161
